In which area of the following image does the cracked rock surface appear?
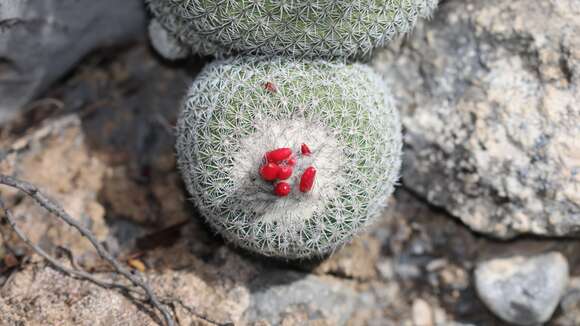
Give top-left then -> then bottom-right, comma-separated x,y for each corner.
375,0 -> 580,238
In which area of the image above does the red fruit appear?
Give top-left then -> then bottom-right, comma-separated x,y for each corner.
266,148 -> 292,163
277,165 -> 293,180
260,163 -> 280,181
264,81 -> 278,93
301,143 -> 312,155
287,156 -> 297,166
300,166 -> 316,193
274,182 -> 291,197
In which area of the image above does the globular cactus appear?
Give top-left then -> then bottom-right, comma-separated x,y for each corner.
176,56 -> 402,259
147,0 -> 438,60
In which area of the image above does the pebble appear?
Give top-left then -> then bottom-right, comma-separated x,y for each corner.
475,252 -> 569,325
412,299 -> 434,326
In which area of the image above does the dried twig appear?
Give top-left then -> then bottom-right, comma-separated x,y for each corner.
0,174 -> 175,326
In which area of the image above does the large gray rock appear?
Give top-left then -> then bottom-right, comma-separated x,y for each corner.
375,0 -> 580,237
474,252 -> 569,325
0,0 -> 146,124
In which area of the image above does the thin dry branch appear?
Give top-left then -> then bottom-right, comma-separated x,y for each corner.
0,174 -> 175,326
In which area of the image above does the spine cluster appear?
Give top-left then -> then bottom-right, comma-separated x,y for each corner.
165,0 -> 435,258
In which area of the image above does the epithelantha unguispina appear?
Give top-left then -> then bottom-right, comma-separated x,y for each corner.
176,56 -> 402,259
147,0 -> 438,60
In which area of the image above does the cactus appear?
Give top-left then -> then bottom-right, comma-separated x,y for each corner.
147,0 -> 438,60
176,56 -> 402,259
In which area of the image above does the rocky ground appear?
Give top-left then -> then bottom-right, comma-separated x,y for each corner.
0,0 -> 578,325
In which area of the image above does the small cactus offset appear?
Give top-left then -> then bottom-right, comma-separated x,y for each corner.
176,56 -> 402,259
147,0 -> 438,60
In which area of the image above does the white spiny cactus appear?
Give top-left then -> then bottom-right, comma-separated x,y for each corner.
176,56 -> 402,259
147,0 -> 438,60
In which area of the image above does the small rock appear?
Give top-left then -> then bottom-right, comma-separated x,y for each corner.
412,299 -> 434,326
314,237 -> 381,280
395,262 -> 422,280
376,259 -> 395,281
425,258 -> 448,273
148,19 -> 189,60
475,252 -> 569,325
432,306 -> 447,325
554,276 -> 580,325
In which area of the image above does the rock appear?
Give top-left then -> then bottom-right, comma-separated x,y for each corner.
0,0 -> 146,124
0,116 -> 109,257
377,259 -> 396,281
554,276 -> 580,326
412,299 -> 434,326
474,252 -> 569,325
148,20 -> 189,60
246,271 -> 361,325
0,267 -> 154,325
375,0 -> 580,237
314,237 -> 381,281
